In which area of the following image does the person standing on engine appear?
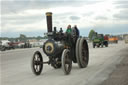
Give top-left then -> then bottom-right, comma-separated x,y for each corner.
71,25 -> 80,43
66,25 -> 72,34
74,25 -> 79,37
65,25 -> 72,46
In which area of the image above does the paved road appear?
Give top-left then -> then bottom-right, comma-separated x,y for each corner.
1,41 -> 128,85
99,47 -> 128,85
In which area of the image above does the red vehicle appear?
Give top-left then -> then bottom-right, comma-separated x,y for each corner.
104,35 -> 108,41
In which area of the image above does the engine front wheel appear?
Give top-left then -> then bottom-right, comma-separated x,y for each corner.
61,49 -> 72,75
31,51 -> 43,75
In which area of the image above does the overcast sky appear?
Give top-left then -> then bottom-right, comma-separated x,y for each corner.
1,0 -> 128,37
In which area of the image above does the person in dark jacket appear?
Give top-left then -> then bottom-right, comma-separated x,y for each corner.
74,25 -> 79,37
71,25 -> 80,43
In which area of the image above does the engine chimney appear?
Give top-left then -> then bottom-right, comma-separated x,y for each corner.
46,12 -> 52,32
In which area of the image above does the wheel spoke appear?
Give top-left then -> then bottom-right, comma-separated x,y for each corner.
35,54 -> 38,61
37,65 -> 40,72
35,65 -> 38,72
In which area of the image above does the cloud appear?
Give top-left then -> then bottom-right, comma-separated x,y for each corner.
114,1 -> 128,9
113,9 -> 128,20
1,0 -> 100,14
1,0 -> 128,37
69,16 -> 80,20
114,14 -> 128,20
95,16 -> 108,20
1,9 -> 47,34
2,15 -> 44,25
82,12 -> 94,17
93,23 -> 128,34
116,4 -> 128,8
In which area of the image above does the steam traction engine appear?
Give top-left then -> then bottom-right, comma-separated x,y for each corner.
31,12 -> 89,75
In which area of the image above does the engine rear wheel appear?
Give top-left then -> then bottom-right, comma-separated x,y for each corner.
61,49 -> 72,75
31,51 -> 43,75
79,38 -> 89,68
76,38 -> 83,68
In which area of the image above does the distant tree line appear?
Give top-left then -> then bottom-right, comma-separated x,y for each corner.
0,34 -> 48,42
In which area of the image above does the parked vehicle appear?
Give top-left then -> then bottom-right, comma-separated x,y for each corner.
92,34 -> 108,48
108,36 -> 118,44
0,40 -> 15,51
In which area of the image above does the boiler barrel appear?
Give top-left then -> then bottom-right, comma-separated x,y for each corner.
46,12 -> 52,32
